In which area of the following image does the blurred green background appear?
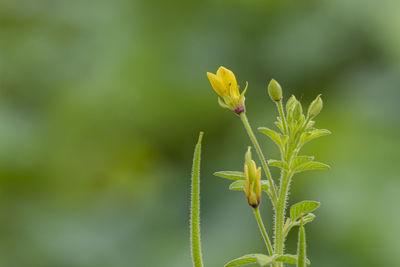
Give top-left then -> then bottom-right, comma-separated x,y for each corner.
1,0 -> 400,266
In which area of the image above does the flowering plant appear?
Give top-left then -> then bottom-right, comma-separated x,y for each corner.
190,67 -> 330,267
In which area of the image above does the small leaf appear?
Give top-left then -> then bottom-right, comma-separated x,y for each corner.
260,180 -> 271,192
300,129 -> 331,145
224,254 -> 274,267
229,180 -> 270,192
275,117 -> 285,133
290,201 -> 320,221
292,213 -> 316,227
268,159 -> 289,171
290,156 -> 314,171
214,171 -> 245,180
275,254 -> 311,265
258,127 -> 288,149
294,161 -> 330,173
229,180 -> 245,191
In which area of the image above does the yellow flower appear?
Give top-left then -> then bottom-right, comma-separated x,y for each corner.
243,147 -> 261,208
206,66 -> 247,114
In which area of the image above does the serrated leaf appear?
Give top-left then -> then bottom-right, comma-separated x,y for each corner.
290,156 -> 314,171
258,127 -> 288,149
300,129 -> 331,145
224,254 -> 274,267
268,159 -> 289,171
294,161 -> 330,173
229,180 -> 270,192
214,171 -> 245,180
275,254 -> 311,265
290,201 -> 320,221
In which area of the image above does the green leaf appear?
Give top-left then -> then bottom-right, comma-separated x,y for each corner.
290,156 -> 314,171
190,132 -> 204,267
275,117 -> 285,133
294,161 -> 330,173
261,180 -> 271,192
224,254 -> 274,267
258,127 -> 288,149
275,254 -> 311,265
290,201 -> 320,221
297,218 -> 307,267
229,180 -> 245,191
268,159 -> 289,171
300,129 -> 331,145
292,213 -> 316,227
214,171 -> 245,180
229,180 -> 270,192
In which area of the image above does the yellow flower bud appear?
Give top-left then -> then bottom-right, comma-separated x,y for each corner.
243,147 -> 261,208
268,79 -> 282,102
206,66 -> 247,114
307,94 -> 323,118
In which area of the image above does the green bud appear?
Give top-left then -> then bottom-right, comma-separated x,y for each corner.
292,100 -> 303,121
286,95 -> 297,114
268,79 -> 282,102
244,147 -> 261,208
307,94 -> 323,118
286,95 -> 297,122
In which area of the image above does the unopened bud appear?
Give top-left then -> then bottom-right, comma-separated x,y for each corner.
292,100 -> 303,121
286,95 -> 297,114
268,79 -> 282,102
244,147 -> 261,208
307,94 -> 323,118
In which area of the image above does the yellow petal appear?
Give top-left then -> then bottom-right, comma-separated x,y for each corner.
207,72 -> 226,97
216,66 -> 239,97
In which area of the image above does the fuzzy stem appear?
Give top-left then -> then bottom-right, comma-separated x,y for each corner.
297,217 -> 306,267
277,101 -> 288,135
253,207 -> 274,256
190,132 -> 204,267
274,171 -> 293,267
240,112 -> 277,203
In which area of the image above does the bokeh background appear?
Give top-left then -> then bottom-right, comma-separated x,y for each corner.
1,0 -> 400,266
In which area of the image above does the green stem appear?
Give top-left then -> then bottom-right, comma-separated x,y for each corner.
190,132 -> 204,267
240,112 -> 277,203
253,207 -> 274,256
274,171 -> 293,266
277,101 -> 288,135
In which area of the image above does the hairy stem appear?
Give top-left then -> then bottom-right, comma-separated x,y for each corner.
240,112 -> 277,203
190,132 -> 204,267
297,217 -> 306,267
274,171 -> 293,266
277,101 -> 288,135
253,207 -> 274,256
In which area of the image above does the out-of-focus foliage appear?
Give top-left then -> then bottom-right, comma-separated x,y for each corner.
0,0 -> 399,266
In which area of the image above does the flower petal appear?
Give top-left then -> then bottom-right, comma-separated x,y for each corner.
207,72 -> 226,97
216,66 -> 238,97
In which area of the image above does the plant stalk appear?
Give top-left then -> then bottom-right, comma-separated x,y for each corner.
277,101 -> 288,135
190,132 -> 204,267
253,207 -> 274,256
274,171 -> 293,267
